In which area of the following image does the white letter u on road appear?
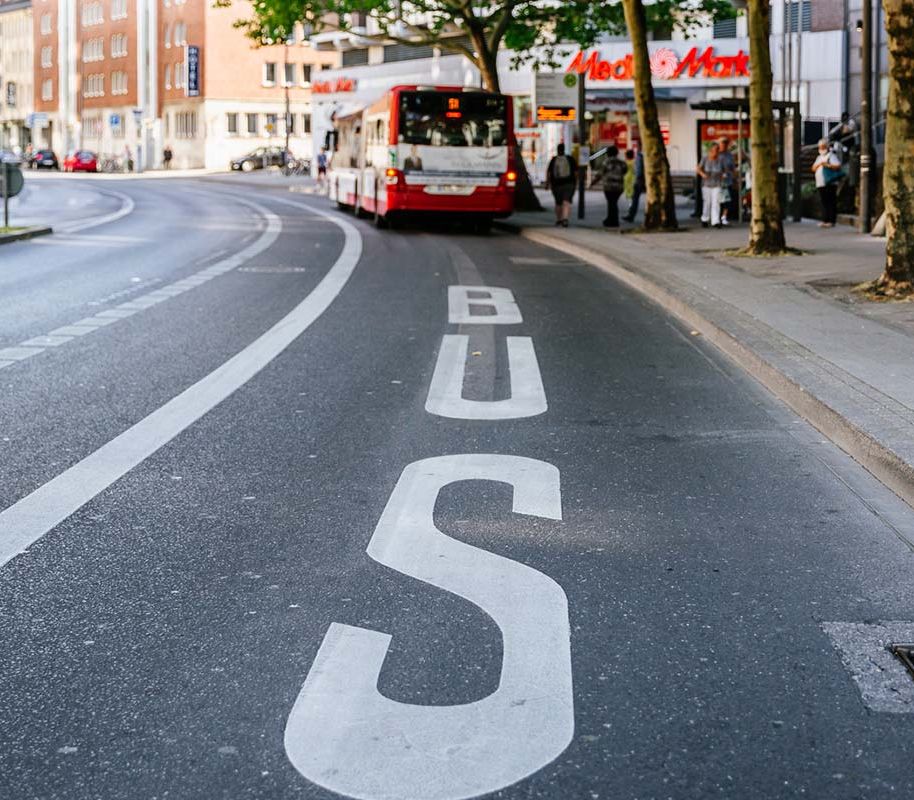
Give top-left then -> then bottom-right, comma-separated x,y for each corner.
284,454 -> 574,800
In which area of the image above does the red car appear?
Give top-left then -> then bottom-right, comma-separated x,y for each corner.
63,151 -> 99,173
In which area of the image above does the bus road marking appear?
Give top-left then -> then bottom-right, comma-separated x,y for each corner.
426,335 -> 547,420
285,454 -> 573,800
448,285 -> 523,325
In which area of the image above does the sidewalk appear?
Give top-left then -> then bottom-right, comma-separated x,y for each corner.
502,190 -> 914,510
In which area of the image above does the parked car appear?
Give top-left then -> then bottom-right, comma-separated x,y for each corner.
230,147 -> 289,172
63,151 -> 99,173
29,149 -> 59,170
0,149 -> 22,164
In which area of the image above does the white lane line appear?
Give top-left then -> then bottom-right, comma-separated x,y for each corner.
426,335 -> 547,420
822,621 -> 914,713
0,197 -> 280,371
0,202 -> 361,569
286,454 -> 574,800
448,285 -> 523,325
55,189 -> 136,234
0,346 -> 45,361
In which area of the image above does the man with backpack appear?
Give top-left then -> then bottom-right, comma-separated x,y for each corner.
600,146 -> 628,228
545,144 -> 577,227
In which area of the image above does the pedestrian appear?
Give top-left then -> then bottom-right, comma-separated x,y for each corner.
545,143 -> 576,227
717,137 -> 736,226
163,144 -> 173,170
123,144 -> 133,172
623,148 -> 645,223
696,142 -> 724,228
600,145 -> 627,228
316,147 -> 329,189
812,139 -> 842,228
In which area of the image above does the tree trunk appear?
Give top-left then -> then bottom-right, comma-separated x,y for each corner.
469,40 -> 544,213
621,0 -> 677,230
878,0 -> 914,287
745,0 -> 787,253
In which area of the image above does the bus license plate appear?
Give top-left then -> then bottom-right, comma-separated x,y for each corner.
424,184 -> 476,196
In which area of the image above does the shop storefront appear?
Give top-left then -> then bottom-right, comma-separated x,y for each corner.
310,29 -> 845,184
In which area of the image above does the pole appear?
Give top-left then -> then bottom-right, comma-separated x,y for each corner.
284,41 -> 291,165
2,163 -> 9,229
859,0 -> 874,233
577,70 -> 585,220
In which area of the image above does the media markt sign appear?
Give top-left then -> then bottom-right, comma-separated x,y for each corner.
535,72 -> 578,122
567,45 -> 751,83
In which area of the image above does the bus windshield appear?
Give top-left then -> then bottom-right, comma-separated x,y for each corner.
398,92 -> 508,148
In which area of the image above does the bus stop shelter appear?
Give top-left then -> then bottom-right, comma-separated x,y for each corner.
691,97 -> 802,222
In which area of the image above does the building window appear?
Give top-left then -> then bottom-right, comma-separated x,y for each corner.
111,0 -> 127,19
302,113 -> 311,134
301,63 -> 311,86
82,37 -> 104,62
83,73 -> 104,97
111,33 -> 128,57
263,62 -> 276,86
174,21 -> 186,46
111,70 -> 128,95
283,62 -> 295,87
285,112 -> 295,135
40,46 -> 53,67
246,112 -> 258,135
164,64 -> 172,89
40,13 -> 52,34
81,2 -> 103,26
342,48 -> 369,67
82,116 -> 102,138
265,113 -> 278,135
163,23 -> 171,47
785,0 -> 811,33
41,79 -> 53,100
174,61 -> 184,89
175,111 -> 197,138
712,17 -> 737,38
226,112 -> 238,134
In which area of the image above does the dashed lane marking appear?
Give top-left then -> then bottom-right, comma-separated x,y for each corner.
0,197 -> 281,372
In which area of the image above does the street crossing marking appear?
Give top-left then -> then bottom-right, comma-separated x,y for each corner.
0,200 -> 361,568
285,455 -> 573,800
448,286 -> 523,325
426,335 -> 547,419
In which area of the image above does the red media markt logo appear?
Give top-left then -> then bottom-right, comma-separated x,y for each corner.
649,48 -> 679,79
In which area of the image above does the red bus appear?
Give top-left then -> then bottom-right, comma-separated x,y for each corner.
328,85 -> 516,229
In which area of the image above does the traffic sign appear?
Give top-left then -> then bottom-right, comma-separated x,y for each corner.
110,113 -> 121,127
534,71 -> 578,122
1,164 -> 23,198
132,108 -> 143,123
26,112 -> 48,130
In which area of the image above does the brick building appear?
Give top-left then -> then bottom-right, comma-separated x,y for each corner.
30,0 -> 336,168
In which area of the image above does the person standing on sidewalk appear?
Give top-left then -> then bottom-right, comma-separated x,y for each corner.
163,145 -> 173,170
812,139 -> 842,228
697,143 -> 724,228
600,146 -> 628,228
717,137 -> 736,226
545,144 -> 577,227
623,148 -> 645,223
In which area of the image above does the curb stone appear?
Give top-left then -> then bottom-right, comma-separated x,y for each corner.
497,220 -> 914,513
0,226 -> 53,245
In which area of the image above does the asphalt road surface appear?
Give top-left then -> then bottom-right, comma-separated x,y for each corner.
2,175 -> 914,800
